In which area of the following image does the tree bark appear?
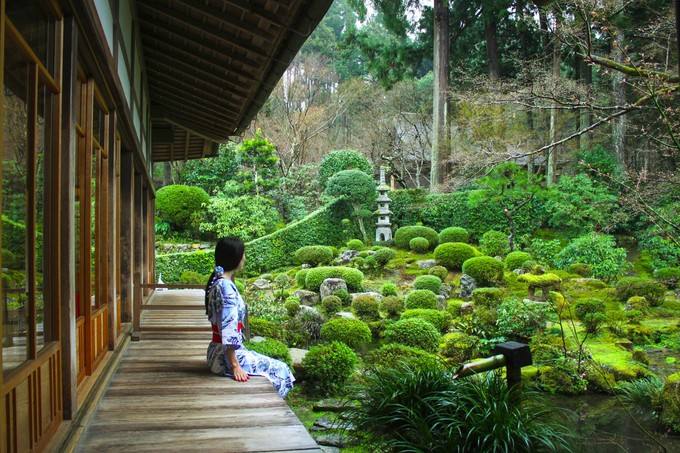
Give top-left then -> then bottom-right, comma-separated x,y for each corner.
547,12 -> 560,186
675,0 -> 680,76
163,162 -> 172,187
431,0 -> 449,192
611,0 -> 627,166
579,57 -> 592,151
484,7 -> 501,80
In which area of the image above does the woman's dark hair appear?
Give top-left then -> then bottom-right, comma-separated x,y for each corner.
205,237 -> 245,314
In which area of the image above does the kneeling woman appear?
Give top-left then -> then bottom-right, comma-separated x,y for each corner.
205,237 -> 294,398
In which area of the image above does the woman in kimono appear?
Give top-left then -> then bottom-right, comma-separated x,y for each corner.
205,237 -> 295,398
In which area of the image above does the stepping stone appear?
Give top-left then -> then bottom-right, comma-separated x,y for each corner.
313,433 -> 347,448
289,348 -> 309,366
313,398 -> 345,412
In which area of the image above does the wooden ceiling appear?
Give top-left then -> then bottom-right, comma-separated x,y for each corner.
140,0 -> 333,162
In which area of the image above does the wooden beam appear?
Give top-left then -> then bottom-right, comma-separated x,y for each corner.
150,97 -> 234,128
145,69 -> 244,109
222,0 -> 289,28
147,81 -> 240,119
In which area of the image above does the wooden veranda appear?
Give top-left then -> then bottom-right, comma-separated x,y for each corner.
72,290 -> 320,452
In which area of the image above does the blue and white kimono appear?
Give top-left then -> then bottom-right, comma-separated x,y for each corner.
206,267 -> 295,398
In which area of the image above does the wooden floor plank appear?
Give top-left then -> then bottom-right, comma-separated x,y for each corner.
75,290 -> 320,452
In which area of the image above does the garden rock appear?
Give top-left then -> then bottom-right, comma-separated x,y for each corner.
439,284 -> 452,298
249,336 -> 266,343
301,263 -> 312,269
513,268 -> 526,275
436,295 -> 447,310
319,447 -> 341,453
299,305 -> 321,316
313,417 -> 336,430
351,291 -> 383,303
460,302 -> 475,315
459,274 -> 477,298
289,348 -> 308,366
320,278 -> 348,299
252,279 -> 272,290
313,434 -> 348,448
418,259 -> 437,269
339,250 -> 359,264
335,311 -> 356,319
313,398 -> 347,412
616,340 -> 634,351
294,290 -> 320,305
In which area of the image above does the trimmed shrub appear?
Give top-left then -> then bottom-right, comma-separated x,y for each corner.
405,290 -> 438,310
439,226 -> 470,244
284,296 -> 301,318
245,339 -> 292,367
179,270 -> 206,285
394,226 -> 439,250
294,246 -> 334,266
574,298 -> 607,334
567,263 -> 592,277
249,317 -> 285,341
480,230 -> 510,257
235,279 -> 246,294
555,233 -> 627,280
615,277 -> 666,307
380,296 -> 404,318
446,299 -> 465,317
504,251 -> 532,271
384,318 -> 442,352
304,266 -> 364,292
462,256 -> 504,286
286,308 -> 325,347
335,289 -> 351,306
434,242 -> 477,271
321,295 -> 343,316
661,372 -> 680,432
301,341 -> 358,395
496,298 -> 549,340
366,343 -> 445,371
413,275 -> 442,294
626,296 -> 649,311
654,267 -> 680,289
381,282 -> 398,297
471,287 -> 503,307
320,318 -> 372,350
295,269 -> 309,287
155,184 -> 209,233
428,265 -> 448,281
527,238 -> 563,267
318,149 -> 373,189
374,247 -> 396,266
155,250 -> 215,284
400,309 -> 452,332
352,294 -> 381,321
439,332 -> 478,364
347,239 -> 365,251
409,237 -> 430,253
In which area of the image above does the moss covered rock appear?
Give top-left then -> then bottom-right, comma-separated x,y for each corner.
662,372 -> 680,433
462,256 -> 504,287
518,273 -> 562,301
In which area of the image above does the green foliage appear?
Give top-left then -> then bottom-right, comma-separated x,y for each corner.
408,236 -> 429,253
384,317 -> 441,352
439,332 -> 479,364
304,266 -> 364,292
566,263 -> 592,277
199,195 -> 282,242
234,130 -> 280,196
320,318 -> 372,349
247,293 -> 288,322
380,295 -> 404,318
365,343 -> 445,372
321,295 -> 342,316
400,309 -> 451,332
517,273 -> 562,288
654,267 -> 680,289
345,366 -> 571,452
428,265 -> 448,281
287,308 -> 325,347
245,339 -> 292,367
545,174 -> 618,234
318,149 -> 373,189
284,296 -> 301,318
434,242 -> 477,271
615,277 -> 666,307
155,185 -> 209,235
496,298 -> 548,340
404,289 -> 438,310
576,145 -> 622,181
394,225 -> 439,250
538,358 -> 588,395
301,341 -> 357,396
248,317 -> 285,341
617,376 -> 663,411
352,294 -> 380,321
346,239 -> 365,250
446,299 -> 465,317
505,251 -> 532,271
527,239 -> 563,267
178,271 -> 207,285
574,298 -> 607,334
413,275 -> 442,294
639,233 -> 680,269
176,142 -> 238,195
373,247 -> 396,266
295,269 -> 309,288
381,282 -> 398,297
471,287 -> 503,307
325,169 -> 377,242
293,245 -> 334,266
555,233 -> 627,280
156,250 -> 214,283
480,230 -> 510,257
661,372 -> 680,432
462,256 -> 504,287
334,288 -> 351,306
626,296 -> 649,311
439,226 -> 470,244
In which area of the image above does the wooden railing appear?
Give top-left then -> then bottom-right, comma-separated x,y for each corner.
454,341 -> 533,389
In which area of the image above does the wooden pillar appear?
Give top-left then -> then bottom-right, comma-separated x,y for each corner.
0,0 -> 6,441
107,111 -> 117,349
59,16 -> 78,419
132,171 -> 143,340
120,151 -> 133,323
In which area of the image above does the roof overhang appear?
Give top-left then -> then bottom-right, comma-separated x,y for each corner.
139,0 -> 333,162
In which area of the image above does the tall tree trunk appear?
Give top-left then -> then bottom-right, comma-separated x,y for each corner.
611,0 -> 627,166
431,0 -> 449,192
484,8 -> 501,80
579,57 -> 592,151
675,0 -> 680,75
163,162 -> 172,187
547,12 -> 560,186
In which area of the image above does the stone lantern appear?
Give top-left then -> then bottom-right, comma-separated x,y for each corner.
375,166 -> 393,243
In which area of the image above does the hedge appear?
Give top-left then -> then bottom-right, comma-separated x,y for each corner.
304,266 -> 364,292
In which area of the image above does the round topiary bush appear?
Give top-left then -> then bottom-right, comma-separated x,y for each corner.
480,230 -> 510,257
439,226 -> 470,244
155,185 -> 209,233
504,251 -> 532,271
352,294 -> 381,321
245,338 -> 292,367
428,265 -> 448,281
413,275 -> 442,294
321,295 -> 342,316
394,226 -> 439,250
462,256 -> 504,286
381,282 -> 398,297
446,299 -> 465,317
653,267 -> 680,289
284,296 -> 301,318
294,246 -> 334,266
334,289 -> 351,306
439,332 -> 479,364
471,287 -> 503,307
434,242 -> 477,271
249,317 -> 285,341
400,309 -> 452,332
626,296 -> 648,311
405,289 -> 438,310
295,269 -> 309,288
615,277 -> 666,307
384,318 -> 441,352
373,247 -> 396,266
380,296 -> 404,318
409,237 -> 430,253
301,341 -> 358,396
347,239 -> 365,251
304,266 -> 364,292
366,343 -> 445,371
318,149 -> 373,189
566,262 -> 592,277
320,318 -> 372,350
574,298 -> 607,334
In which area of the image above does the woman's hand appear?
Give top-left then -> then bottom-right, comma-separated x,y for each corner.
232,366 -> 249,382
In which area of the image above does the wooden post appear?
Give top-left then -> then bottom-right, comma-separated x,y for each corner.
493,341 -> 532,390
120,151 -> 133,323
132,171 -> 143,340
59,16 -> 78,419
107,111 -> 118,350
